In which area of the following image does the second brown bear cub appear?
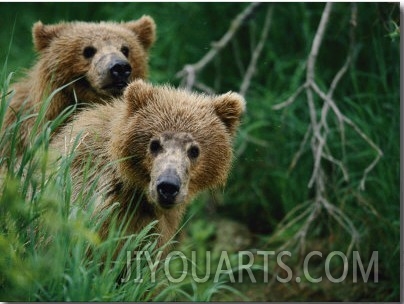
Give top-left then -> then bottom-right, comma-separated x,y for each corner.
50,80 -> 245,249
3,16 -> 156,151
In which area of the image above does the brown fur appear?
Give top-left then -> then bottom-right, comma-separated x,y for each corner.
2,17 -> 156,153
50,79 -> 245,250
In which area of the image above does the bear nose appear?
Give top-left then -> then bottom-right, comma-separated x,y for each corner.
156,173 -> 181,208
110,60 -> 132,81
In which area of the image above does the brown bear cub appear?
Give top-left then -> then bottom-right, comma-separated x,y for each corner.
2,16 -> 156,152
50,79 -> 245,250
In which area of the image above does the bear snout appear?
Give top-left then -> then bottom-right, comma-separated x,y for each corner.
109,60 -> 132,83
96,54 -> 132,95
156,171 -> 181,208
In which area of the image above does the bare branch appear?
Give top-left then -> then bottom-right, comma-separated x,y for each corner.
322,151 -> 349,182
193,82 -> 215,95
311,81 -> 384,184
272,83 -> 306,110
328,54 -> 352,98
306,2 -> 334,82
231,38 -> 246,76
269,3 -> 370,256
288,124 -> 312,172
176,2 -> 262,91
239,5 -> 273,97
305,3 -> 333,189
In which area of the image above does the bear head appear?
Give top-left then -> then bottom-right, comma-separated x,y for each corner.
112,80 -> 245,210
32,16 -> 156,99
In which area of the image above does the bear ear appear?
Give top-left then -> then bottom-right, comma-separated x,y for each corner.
212,92 -> 246,135
33,21 -> 67,51
123,16 -> 156,50
124,79 -> 155,114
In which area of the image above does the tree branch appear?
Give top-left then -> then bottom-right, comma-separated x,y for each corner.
270,3 -> 373,256
239,5 -> 273,97
176,2 -> 262,91
306,2 -> 333,82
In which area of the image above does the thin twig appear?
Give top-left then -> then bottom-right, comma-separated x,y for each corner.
231,38 -> 246,77
306,2 -> 334,82
322,151 -> 349,182
288,124 -> 312,172
193,82 -> 215,95
239,5 -> 273,97
176,2 -> 262,90
272,83 -> 306,110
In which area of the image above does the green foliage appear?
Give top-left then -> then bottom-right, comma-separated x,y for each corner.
0,3 -> 399,301
0,75 -> 143,301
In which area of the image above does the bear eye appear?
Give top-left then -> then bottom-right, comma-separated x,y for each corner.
83,46 -> 97,58
149,139 -> 162,154
188,145 -> 200,160
121,46 -> 129,57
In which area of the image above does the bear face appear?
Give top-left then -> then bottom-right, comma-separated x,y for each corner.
33,16 -> 156,99
50,79 -> 245,248
111,80 -> 246,211
1,16 -> 156,155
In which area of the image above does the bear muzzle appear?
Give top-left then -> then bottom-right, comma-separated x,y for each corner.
104,59 -> 132,94
147,133 -> 194,209
95,54 -> 132,96
109,60 -> 132,84
156,170 -> 181,209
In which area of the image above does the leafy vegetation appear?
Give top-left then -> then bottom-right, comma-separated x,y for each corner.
0,3 -> 400,301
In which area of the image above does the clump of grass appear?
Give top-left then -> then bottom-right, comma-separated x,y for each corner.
0,71 -> 160,301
